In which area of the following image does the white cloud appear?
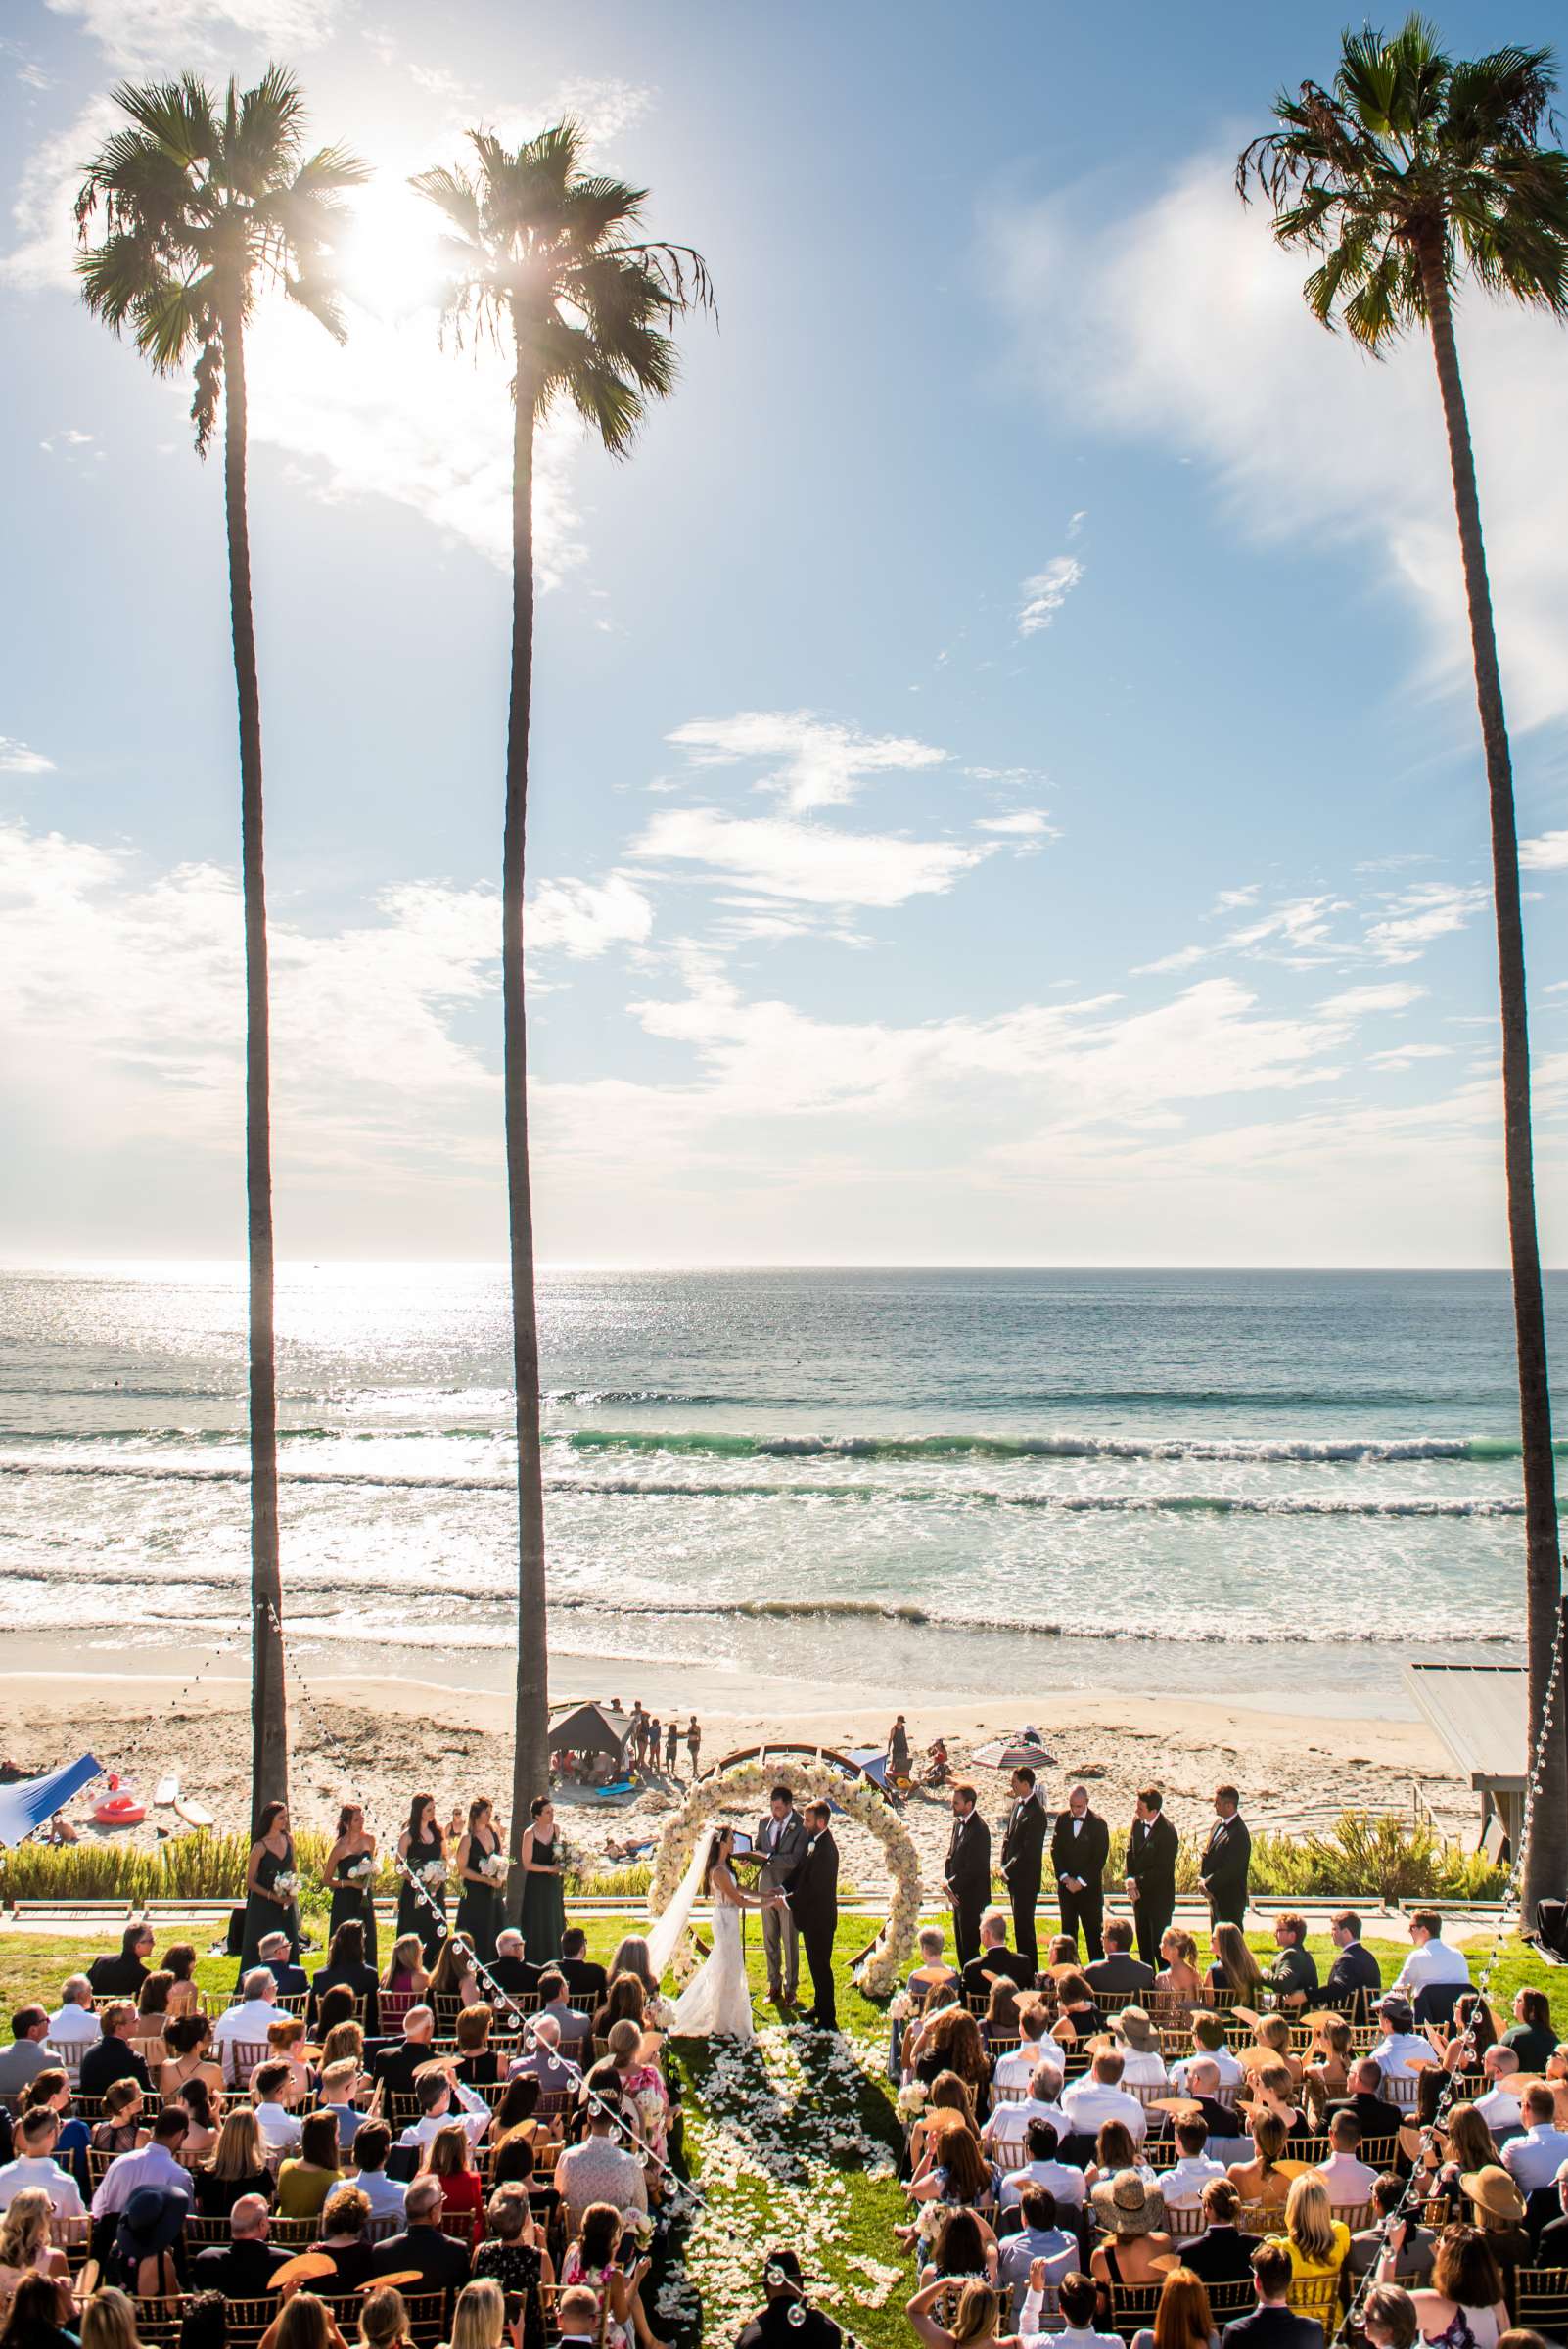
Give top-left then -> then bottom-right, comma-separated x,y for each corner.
976,809 -> 1056,837
628,807 -> 990,909
665,711 -> 946,815
0,736 -> 54,775
1522,829 -> 1568,872
1318,983 -> 1426,1017
1212,884 -> 1261,912
1368,1043 -> 1453,1069
988,152 -> 1568,730
1363,882 -> 1488,962
1017,554 -> 1084,637
1134,892 -> 1349,976
2,95 -> 120,292
530,873 -> 654,958
44,0 -> 341,70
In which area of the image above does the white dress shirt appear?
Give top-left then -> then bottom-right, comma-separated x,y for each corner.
1374,2031 -> 1435,2083
994,2040 -> 1056,2094
90,2141 -> 193,2219
1117,2048 -> 1168,2090
1060,2080 -> 1147,2142
348,2167 -> 408,2218
46,2004 -> 101,2048
1155,2152 -> 1225,2205
1000,2156 -> 1086,2210
1315,2149 -> 1380,2205
1391,1938 -> 1471,1995
1474,2086 -> 1524,2137
1502,2123 -> 1568,2194
253,2100 -> 304,2154
1171,2049 -> 1244,2092
983,2096 -> 1068,2164
395,2078 -> 491,2149
0,2155 -> 85,2218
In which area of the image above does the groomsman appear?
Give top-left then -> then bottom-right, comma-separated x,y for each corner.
944,1783 -> 992,1969
1124,1785 -> 1179,1971
999,1767 -> 1049,1972
1199,1783 -> 1252,1927
1050,1784 -> 1109,1961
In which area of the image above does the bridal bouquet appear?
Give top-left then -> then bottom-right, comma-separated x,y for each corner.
273,1870 -> 301,1900
480,1852 -> 510,1885
418,1859 -> 449,1891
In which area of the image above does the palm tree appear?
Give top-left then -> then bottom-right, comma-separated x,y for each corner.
76,69 -> 368,1833
1239,18 -> 1568,1912
412,124 -> 710,1907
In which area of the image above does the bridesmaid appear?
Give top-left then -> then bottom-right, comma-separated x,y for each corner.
454,1798 -> 504,1964
240,1800 -> 300,1972
519,1795 -> 566,1966
396,1793 -> 448,1967
326,1804 -> 379,1968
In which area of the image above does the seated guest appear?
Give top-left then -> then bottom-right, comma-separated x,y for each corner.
1501,1990 -> 1557,2078
471,2180 -> 556,2310
315,2182 -> 376,2291
1417,1995 -> 1496,2127
1085,2118 -> 1156,2192
999,2120 -> 1086,2213
0,2015 -> 53,2103
1051,1972 -> 1106,2048
88,2105 -> 192,2222
1087,2173 -> 1172,2292
486,1931 -> 539,2007
89,2082 -> 147,2157
1251,2016 -> 1305,2086
739,2245 -> 845,2349
316,2059 -> 365,2155
1112,2008 -> 1169,2090
159,2012 -> 223,2105
1014,2268 -> 1124,2349
79,2009 -> 152,2100
172,2076 -> 219,2161
505,2014 -> 576,2097
254,2015 -> 312,2105
1156,2120 -> 1227,2209
126,1974 -> 174,2062
1224,2238 -> 1326,2349
1370,1998 -> 1435,2090
419,2120 -> 484,2244
1241,2061 -> 1307,2138
86,1927 -> 155,2001
44,1981 -> 99,2056
379,1935 -> 430,2010
211,1970 -> 280,2081
1265,1917 -> 1318,2013
370,2006 -> 438,2102
276,2112 -> 342,2217
488,2078 -> 558,2174
191,2192 -> 289,2293
1360,2287 -> 1418,2349
556,1928 -> 608,2008
536,1973 -> 590,2054
256,1932 -> 309,1999
1314,2112 -> 1380,2211
1346,2177 -> 1435,2287
995,2004 -> 1058,2096
1328,2057 -> 1408,2146
1227,2114 -> 1293,2214
368,2173 -> 474,2290
1085,1919 -> 1157,2003
981,2064 -> 1066,2168
1156,1931 -> 1206,2014
1178,2059 -> 1249,2153
1531,2156 -> 1568,2264
908,2070 -> 975,2180
904,2113 -> 998,2236
918,2205 -> 1000,2292
1267,2175 -> 1350,2288
907,1930 -> 963,2012
983,1981 -> 1024,2055
1172,2015 -> 1245,2096
1182,2180 -> 1265,2285
0,2110 -> 85,2219
452,2008 -> 498,2091
161,1944 -> 201,2021
18,2068 -> 89,2192
320,2018 -> 367,2077
191,2109 -> 272,2217
308,1922 -> 380,2036
963,1911 -> 1035,2000
1500,2086 -> 1568,2194
553,2065 -> 648,2222
1423,2104 -> 1504,2221
1063,2050 -> 1147,2144
996,2188 -> 1077,2325
1390,1911 -> 1470,2002
346,2119 -> 405,2222
1460,2166 -> 1531,2289
1207,1925 -> 1264,2002
1129,2264 -> 1216,2349
1473,2047 -> 1525,2140
1301,2019 -> 1355,2126
910,2007 -> 992,2121
393,2066 -> 490,2153
1376,2223 -> 1506,2348
1324,1911 -> 1382,2012
251,2059 -> 304,2155
428,1936 -> 484,2014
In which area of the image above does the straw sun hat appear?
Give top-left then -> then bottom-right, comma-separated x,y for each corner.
1460,2165 -> 1527,2225
1089,2174 -> 1167,2235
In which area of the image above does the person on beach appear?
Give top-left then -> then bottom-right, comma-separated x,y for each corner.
686,1717 -> 702,1776
664,1720 -> 678,1773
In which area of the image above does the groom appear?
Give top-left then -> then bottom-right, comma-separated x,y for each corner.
755,1783 -> 808,2004
785,1800 -> 839,2030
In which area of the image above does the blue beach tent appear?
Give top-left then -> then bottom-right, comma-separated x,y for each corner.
0,1755 -> 103,1848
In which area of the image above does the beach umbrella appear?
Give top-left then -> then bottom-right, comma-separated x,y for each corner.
0,1754 -> 102,1848
973,1737 -> 1058,1771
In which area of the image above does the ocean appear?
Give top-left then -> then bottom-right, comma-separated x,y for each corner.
1,1263 -> 1562,1716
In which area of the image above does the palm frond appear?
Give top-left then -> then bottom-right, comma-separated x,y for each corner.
408,163 -> 483,244
107,73 -> 216,166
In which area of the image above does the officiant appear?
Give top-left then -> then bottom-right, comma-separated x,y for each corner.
756,1783 -> 808,2004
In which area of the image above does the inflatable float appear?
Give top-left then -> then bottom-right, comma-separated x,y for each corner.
91,1775 -> 146,1828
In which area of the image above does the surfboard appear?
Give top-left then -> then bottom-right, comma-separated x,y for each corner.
154,1774 -> 180,1806
173,1797 -> 215,1828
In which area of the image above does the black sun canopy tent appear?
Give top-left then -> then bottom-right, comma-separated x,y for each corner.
548,1701 -> 632,1765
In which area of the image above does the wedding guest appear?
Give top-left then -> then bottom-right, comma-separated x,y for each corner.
1199,1790 -> 1251,1932
1156,1933 -> 1205,2015
1088,2174 -> 1173,2294
1051,1790 -> 1110,1964
346,2121 -> 405,2222
87,1929 -> 155,2002
211,1969 -> 279,2082
1501,1990 -> 1557,2077
1227,2114 -> 1292,2214
554,2068 -> 647,2223
0,2020 -> 51,2103
981,2065 -> 1066,2169
89,2084 -> 147,2158
1156,2121 -> 1227,2211
1390,1913 -> 1470,2003
0,2188 -> 72,2323
1129,2265 -> 1215,2349
505,2015 -> 574,2097
89,2105 -> 192,2221
1314,2113 -> 1379,2211
1459,2168 -> 1531,2291
1224,2240 -> 1319,2349
357,2285 -> 414,2349
1324,1912 -> 1382,2012
1207,1926 -> 1263,2001
252,2062 -> 305,2156
1268,2174 -> 1350,2294
1086,1919 -> 1157,2004
368,2176 -> 473,2293
1346,2181 -> 1436,2288
2,2270 -> 82,2349
396,1796 -> 449,1967
257,1931 -> 308,1999
487,1931 -> 540,2010
1328,2057 -> 1407,2145
158,2013 -> 221,2105
1301,2019 -> 1354,2126
471,2181 -> 554,2337
999,2121 -> 1086,2215
1050,1974 -> 1106,2051
1418,1994 -> 1496,2125
394,2066 -> 490,2153
557,1929 -> 608,2009
1062,2050 -> 1147,2144
276,2113 -> 342,2218
381,1934 -> 431,2005
1124,1789 -> 1179,1973
907,1931 -> 963,2016
313,2184 -> 376,2293
559,2205 -> 639,2349
919,2205 -> 1001,2297
537,1973 -> 591,2055
44,1982 -> 99,2056
1377,2225 -> 1507,2349
910,2007 -> 992,2120
964,1912 -> 1034,2001
16,2073 -> 88,2195
996,2189 -> 1076,2324
1500,2086 -> 1568,2193
254,2015 -> 312,2105
1112,2007 -> 1170,2089
371,2005 -> 438,2104
1181,2181 -> 1264,2286
1266,1917 -> 1319,2012
1171,2016 -> 1245,2096
309,1921 -> 380,2036
79,2008 -> 152,2099
1085,2118 -> 1156,2193
1361,2286 -> 1420,2349
428,1937 -> 484,2018
0,2112 -> 84,2220
240,1803 -> 300,1973
173,2076 -> 220,2160
191,2193 -> 289,2295
945,1787 -> 992,1973
191,2108 -> 272,2217
994,2004 -> 1058,2096
1473,2047 -> 1525,2139
419,2120 -> 484,2244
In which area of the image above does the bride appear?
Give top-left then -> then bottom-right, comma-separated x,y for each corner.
646,1825 -> 778,2042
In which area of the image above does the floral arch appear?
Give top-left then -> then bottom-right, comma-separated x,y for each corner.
646,1756 -> 923,1998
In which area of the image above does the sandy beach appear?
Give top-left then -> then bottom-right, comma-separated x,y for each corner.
1,1634 -> 1476,1897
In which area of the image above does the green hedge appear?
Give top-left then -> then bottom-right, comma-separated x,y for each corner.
0,1830 -> 650,1908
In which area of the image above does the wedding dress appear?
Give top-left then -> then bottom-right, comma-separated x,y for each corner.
646,1839 -> 756,2042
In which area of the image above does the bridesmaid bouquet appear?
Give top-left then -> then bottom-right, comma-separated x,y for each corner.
345,1856 -> 375,1884
480,1853 -> 511,1885
273,1870 -> 301,1899
418,1859 -> 449,1890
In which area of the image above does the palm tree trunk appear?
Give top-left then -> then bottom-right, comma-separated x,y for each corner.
503,345 -> 551,1921
1418,246 -> 1564,1916
221,292 -> 289,1836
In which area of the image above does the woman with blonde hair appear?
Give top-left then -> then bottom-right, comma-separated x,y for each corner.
1155,1930 -> 1204,2014
1226,2111 -> 1292,2211
319,2019 -> 366,2079
905,2276 -> 1007,2349
1243,2060 -> 1306,2136
443,2280 -> 506,2349
1269,2174 -> 1351,2291
378,1935 -> 428,2034
0,2192 -> 70,2326
191,2107 -> 272,2216
1207,1924 -> 1263,1998
79,2287 -> 141,2349
356,2290 -> 411,2349
128,1971 -> 175,2059
258,2290 -> 349,2349
1251,2015 -> 1304,2085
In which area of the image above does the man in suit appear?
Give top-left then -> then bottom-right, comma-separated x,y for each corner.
961,1908 -> 1035,2002
556,1927 -> 608,2007
1182,2181 -> 1265,2284
1084,1916 -> 1154,2002
1265,1913 -> 1319,2011
1221,2241 -> 1327,2349
190,2195 -> 292,2295
786,1801 -> 840,2031
1325,2057 -> 1407,2149
1049,1784 -> 1108,1962
257,1931 -> 309,1998
1200,1784 -> 1252,1928
944,1784 -> 992,1971
1323,1910 -> 1382,2012
1124,1785 -> 1179,1972
756,1784 -> 809,2004
369,2176 -> 472,2292
999,1767 -> 1049,1972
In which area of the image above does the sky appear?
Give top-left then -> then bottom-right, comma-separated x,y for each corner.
1,0 -> 1566,1269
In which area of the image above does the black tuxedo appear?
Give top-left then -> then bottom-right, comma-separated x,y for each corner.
961,1948 -> 1034,2002
944,1809 -> 992,1969
999,1793 -> 1049,1970
1324,1941 -> 1382,2012
1125,1811 -> 1179,1969
1049,1808 -> 1109,1961
1200,1813 -> 1251,1926
787,1828 -> 840,2028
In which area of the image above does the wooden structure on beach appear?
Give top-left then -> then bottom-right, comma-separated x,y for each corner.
1404,1662 -> 1525,1856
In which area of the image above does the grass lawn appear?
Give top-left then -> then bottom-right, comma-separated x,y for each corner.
0,1915 -> 1556,2349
